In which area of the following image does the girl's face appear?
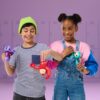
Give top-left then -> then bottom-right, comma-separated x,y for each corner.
21,26 -> 36,44
61,19 -> 78,42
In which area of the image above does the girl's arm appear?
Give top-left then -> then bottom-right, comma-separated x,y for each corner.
77,51 -> 98,75
77,63 -> 90,75
41,47 -> 74,62
84,51 -> 98,76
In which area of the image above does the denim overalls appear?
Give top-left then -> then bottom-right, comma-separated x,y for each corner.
53,40 -> 85,100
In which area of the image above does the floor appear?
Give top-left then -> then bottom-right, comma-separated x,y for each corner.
0,79 -> 100,100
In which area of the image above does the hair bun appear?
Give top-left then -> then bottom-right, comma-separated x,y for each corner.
72,14 -> 82,23
58,13 -> 67,22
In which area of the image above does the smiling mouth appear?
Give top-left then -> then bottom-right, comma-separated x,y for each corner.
65,35 -> 72,38
25,36 -> 33,39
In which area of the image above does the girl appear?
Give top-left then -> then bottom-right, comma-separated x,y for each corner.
50,13 -> 98,100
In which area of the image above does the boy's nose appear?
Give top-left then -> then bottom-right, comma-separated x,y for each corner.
27,31 -> 31,35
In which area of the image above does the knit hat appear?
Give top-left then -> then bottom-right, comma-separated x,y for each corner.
18,16 -> 37,34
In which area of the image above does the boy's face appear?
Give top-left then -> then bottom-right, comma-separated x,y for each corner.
61,19 -> 78,42
21,26 -> 36,43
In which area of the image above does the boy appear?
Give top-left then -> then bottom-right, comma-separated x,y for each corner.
1,16 -> 65,100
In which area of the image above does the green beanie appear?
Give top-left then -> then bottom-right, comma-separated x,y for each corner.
18,16 -> 37,34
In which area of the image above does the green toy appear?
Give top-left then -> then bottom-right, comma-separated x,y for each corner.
71,51 -> 81,65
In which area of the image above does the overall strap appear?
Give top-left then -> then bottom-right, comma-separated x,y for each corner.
62,40 -> 80,51
62,40 -> 67,49
76,40 -> 80,51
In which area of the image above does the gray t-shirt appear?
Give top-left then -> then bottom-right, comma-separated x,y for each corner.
9,43 -> 50,97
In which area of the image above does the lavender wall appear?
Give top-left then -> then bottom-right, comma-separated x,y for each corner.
0,0 -> 100,81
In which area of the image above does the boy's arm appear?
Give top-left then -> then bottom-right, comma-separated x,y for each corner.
1,53 -> 15,76
4,61 -> 15,76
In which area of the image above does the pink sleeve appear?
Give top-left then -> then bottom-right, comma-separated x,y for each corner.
50,41 -> 64,53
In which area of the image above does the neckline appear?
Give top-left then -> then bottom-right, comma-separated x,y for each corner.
21,43 -> 37,49
62,40 -> 79,51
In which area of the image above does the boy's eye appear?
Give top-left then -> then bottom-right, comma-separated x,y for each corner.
24,30 -> 28,32
30,30 -> 35,33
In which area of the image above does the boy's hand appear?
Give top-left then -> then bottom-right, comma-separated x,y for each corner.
1,52 -> 15,76
1,53 -> 6,62
62,46 -> 74,58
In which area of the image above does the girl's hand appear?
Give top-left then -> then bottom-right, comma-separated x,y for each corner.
1,53 -> 6,62
77,62 -> 89,75
62,46 -> 74,57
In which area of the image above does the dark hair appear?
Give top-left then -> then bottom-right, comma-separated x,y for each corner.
58,13 -> 82,25
20,23 -> 36,33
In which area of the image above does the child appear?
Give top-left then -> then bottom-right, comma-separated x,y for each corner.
1,16 -> 65,100
50,13 -> 98,100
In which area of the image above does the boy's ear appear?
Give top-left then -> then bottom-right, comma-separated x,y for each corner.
18,32 -> 22,35
35,30 -> 37,35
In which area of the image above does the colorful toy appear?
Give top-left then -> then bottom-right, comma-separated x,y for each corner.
47,60 -> 58,69
70,51 -> 82,65
73,51 -> 81,65
30,61 -> 51,79
4,46 -> 15,61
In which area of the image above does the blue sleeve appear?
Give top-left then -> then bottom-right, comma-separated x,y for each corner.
85,51 -> 98,76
